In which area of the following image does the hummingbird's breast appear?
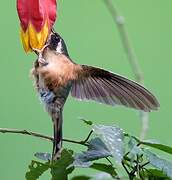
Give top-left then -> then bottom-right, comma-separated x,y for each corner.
38,49 -> 81,89
32,48 -> 82,115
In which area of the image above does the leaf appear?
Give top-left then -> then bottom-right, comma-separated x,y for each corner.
34,152 -> 51,161
80,118 -> 93,126
144,150 -> 172,178
73,156 -> 92,168
93,172 -> 112,180
71,176 -> 91,180
145,169 -> 170,179
91,163 -> 118,178
88,138 -> 112,157
51,149 -> 74,180
93,125 -> 124,163
74,138 -> 111,167
141,140 -> 172,155
128,136 -> 138,151
25,161 -> 50,180
127,136 -> 143,156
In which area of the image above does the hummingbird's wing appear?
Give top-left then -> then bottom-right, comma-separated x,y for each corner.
71,65 -> 159,112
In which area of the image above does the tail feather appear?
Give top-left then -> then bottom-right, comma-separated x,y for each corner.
52,109 -> 63,160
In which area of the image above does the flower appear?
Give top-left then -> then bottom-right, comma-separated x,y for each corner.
17,0 -> 57,52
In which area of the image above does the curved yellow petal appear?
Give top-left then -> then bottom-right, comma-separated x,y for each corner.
20,27 -> 32,52
20,21 -> 49,53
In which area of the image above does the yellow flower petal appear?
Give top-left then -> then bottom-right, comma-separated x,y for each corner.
20,27 -> 32,52
20,21 -> 49,53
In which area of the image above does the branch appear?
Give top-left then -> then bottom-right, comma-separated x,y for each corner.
103,0 -> 148,140
0,128 -> 88,147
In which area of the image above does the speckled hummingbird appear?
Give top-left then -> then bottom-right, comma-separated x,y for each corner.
32,31 -> 159,160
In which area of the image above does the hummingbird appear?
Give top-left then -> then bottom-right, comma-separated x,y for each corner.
32,31 -> 159,160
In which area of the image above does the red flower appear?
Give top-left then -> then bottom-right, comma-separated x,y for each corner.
17,0 -> 57,52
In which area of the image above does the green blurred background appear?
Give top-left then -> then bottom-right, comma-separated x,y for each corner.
0,0 -> 171,179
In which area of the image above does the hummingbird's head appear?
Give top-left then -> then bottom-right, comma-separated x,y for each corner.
48,31 -> 69,56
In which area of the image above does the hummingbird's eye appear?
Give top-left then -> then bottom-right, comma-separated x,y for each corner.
51,34 -> 60,44
55,36 -> 60,43
49,34 -> 62,51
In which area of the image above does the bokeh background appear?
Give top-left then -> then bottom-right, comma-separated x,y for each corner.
0,0 -> 171,179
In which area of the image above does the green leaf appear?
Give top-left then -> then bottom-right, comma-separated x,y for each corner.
126,135 -> 142,164
73,156 -> 92,168
93,125 -> 124,163
93,172 -> 112,179
91,163 -> 118,178
145,169 -> 170,179
71,176 -> 91,180
74,138 -> 111,167
25,161 -> 50,180
34,152 -> 51,161
128,136 -> 138,151
80,118 -> 93,126
51,149 -> 74,180
141,140 -> 172,155
144,150 -> 172,178
88,138 -> 111,158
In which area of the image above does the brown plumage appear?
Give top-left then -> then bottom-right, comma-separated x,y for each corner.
37,49 -> 82,89
72,65 -> 159,112
32,32 -> 160,160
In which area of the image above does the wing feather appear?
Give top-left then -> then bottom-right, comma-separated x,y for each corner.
71,65 -> 160,112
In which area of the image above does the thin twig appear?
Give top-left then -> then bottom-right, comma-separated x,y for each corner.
0,128 -> 88,146
0,128 -> 53,141
140,161 -> 150,168
81,130 -> 93,144
103,0 -> 148,140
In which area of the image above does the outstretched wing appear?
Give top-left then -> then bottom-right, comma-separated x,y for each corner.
71,65 -> 159,112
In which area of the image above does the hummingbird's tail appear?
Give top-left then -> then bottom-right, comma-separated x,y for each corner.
52,109 -> 63,160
